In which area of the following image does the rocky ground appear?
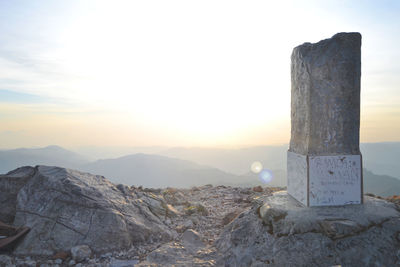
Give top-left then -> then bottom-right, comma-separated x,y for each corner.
0,166 -> 282,266
1,166 -> 400,267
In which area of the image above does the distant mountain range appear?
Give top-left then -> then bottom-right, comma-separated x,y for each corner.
80,153 -> 237,188
0,145 -> 89,174
160,143 -> 400,178
360,142 -> 400,179
0,144 -> 399,197
159,145 -> 288,175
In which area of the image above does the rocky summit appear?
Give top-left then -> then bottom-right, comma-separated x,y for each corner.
1,166 -> 400,266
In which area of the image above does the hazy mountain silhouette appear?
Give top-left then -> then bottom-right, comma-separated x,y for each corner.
360,142 -> 400,178
160,143 -> 400,178
81,153 -> 240,188
363,169 -> 400,197
159,145 -> 288,175
80,152 -> 400,197
0,145 -> 89,174
1,144 -> 400,197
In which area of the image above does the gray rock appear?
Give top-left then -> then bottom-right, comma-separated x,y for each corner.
215,191 -> 400,266
110,258 -> 139,267
100,252 -> 112,259
71,245 -> 92,262
0,166 -> 35,223
17,260 -> 36,267
221,210 -> 243,226
68,259 -> 76,266
290,32 -> 361,155
5,165 -> 174,255
139,242 -> 217,267
0,255 -> 13,266
182,229 -> 204,249
176,219 -> 194,233
162,188 -> 187,206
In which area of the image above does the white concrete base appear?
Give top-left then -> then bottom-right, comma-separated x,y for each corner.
287,151 -> 363,206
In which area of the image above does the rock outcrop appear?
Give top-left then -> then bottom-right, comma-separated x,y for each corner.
215,191 -> 400,267
0,166 -> 35,224
2,165 -> 400,266
2,166 -> 175,255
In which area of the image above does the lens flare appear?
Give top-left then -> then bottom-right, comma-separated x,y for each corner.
259,169 -> 273,183
251,161 -> 263,174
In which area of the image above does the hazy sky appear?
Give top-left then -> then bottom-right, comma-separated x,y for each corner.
0,0 -> 399,149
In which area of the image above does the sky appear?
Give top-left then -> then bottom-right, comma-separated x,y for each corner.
0,0 -> 399,149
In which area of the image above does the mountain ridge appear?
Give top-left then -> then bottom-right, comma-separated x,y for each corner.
1,145 -> 400,197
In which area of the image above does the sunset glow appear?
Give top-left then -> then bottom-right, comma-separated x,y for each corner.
1,0 -> 399,149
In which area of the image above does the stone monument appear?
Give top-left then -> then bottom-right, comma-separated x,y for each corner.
287,32 -> 363,206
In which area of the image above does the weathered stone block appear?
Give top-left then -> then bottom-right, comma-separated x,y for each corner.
287,33 -> 363,206
290,32 -> 361,155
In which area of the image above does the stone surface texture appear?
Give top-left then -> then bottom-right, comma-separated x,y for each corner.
5,165 -> 175,255
290,32 -> 361,155
287,151 -> 308,205
70,245 -> 92,263
0,166 -> 35,223
182,229 -> 205,249
216,191 -> 400,267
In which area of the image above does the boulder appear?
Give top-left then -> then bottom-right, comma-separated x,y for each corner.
215,191 -> 400,267
5,165 -> 175,255
0,166 -> 35,223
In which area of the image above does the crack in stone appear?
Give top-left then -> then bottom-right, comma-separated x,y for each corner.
17,210 -> 86,236
81,211 -> 95,243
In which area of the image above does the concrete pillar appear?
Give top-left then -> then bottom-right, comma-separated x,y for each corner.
287,32 -> 363,206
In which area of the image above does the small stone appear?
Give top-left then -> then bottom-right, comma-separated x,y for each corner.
184,219 -> 194,228
100,252 -> 112,259
182,229 -> 204,248
175,225 -> 186,233
221,210 -> 242,226
54,258 -> 63,264
0,255 -> 12,266
21,260 -> 36,267
252,186 -> 263,192
71,245 -> 92,262
258,203 -> 288,233
75,263 -> 83,267
52,251 -> 70,261
110,258 -> 140,267
68,259 -> 76,266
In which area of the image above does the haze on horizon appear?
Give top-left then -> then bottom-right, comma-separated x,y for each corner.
1,0 -> 399,149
